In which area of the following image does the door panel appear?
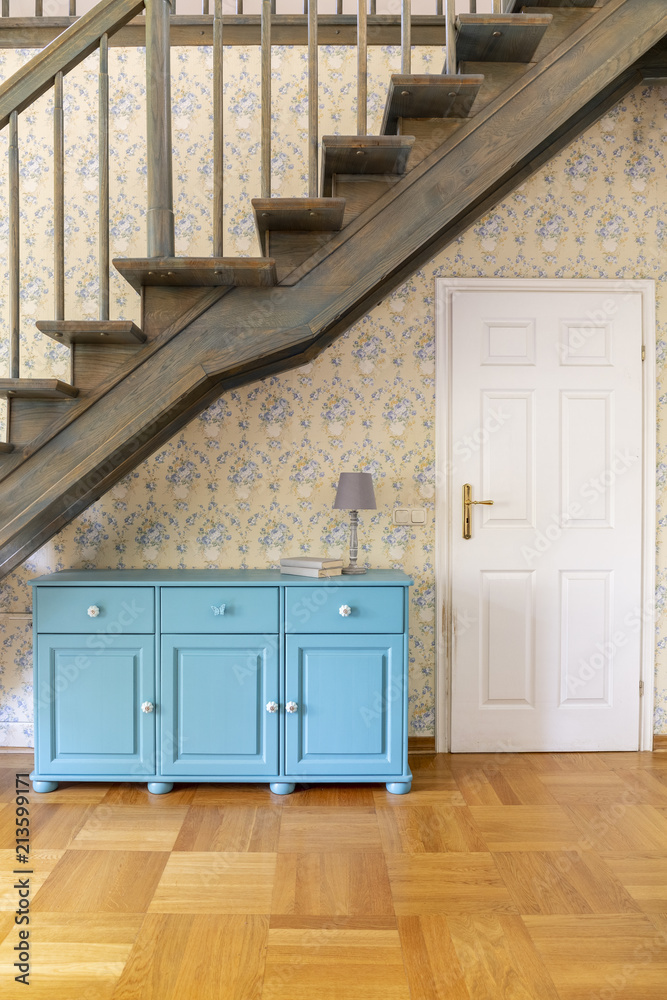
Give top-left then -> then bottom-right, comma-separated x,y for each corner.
446,285 -> 644,751
285,634 -> 404,776
160,635 -> 279,776
36,634 -> 155,775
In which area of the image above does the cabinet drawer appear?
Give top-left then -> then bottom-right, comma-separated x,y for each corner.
35,587 -> 155,634
161,587 -> 279,634
285,586 -> 404,633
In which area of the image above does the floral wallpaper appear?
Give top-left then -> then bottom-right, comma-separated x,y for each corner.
0,43 -> 666,745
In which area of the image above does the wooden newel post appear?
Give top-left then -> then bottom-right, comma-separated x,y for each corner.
145,0 -> 175,258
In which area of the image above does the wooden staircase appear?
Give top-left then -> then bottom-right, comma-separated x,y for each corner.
0,0 -> 665,579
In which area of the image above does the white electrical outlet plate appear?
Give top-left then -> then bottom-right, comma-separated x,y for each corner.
393,508 -> 427,525
393,508 -> 410,525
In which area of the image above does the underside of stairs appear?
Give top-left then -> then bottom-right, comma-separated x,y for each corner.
0,0 -> 666,580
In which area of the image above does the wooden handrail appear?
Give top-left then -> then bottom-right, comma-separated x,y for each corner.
0,0 -> 144,130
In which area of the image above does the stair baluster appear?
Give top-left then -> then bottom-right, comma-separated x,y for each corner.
402,0 -> 411,74
308,0 -> 318,195
8,110 -> 19,380
145,0 -> 175,258
213,0 -> 224,255
99,34 -> 110,320
261,0 -> 271,197
54,72 -> 65,323
357,0 -> 367,136
445,0 -> 456,73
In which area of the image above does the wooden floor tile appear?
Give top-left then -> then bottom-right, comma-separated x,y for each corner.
32,851 -> 168,912
30,782 -> 114,804
485,769 -> 558,807
397,915 -> 470,999
568,804 -> 667,852
148,852 -> 276,913
376,805 -> 487,853
601,853 -> 667,912
617,769 -> 667,806
278,808 -> 382,853
469,806 -> 582,851
101,783 -> 198,806
387,853 -> 517,915
539,772 -> 631,806
173,805 -> 282,852
0,849 -> 64,910
0,912 -> 142,1000
271,852 -> 394,916
70,805 -> 189,852
521,753 -> 613,774
493,850 -> 640,915
280,784 -> 376,807
191,784 -> 282,805
0,753 -> 34,772
373,786 -> 466,807
111,914 -> 269,1000
447,914 -> 561,1000
29,804 -> 96,849
262,927 -> 411,999
523,913 -> 667,999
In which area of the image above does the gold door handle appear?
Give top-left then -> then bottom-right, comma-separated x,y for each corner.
462,484 -> 494,539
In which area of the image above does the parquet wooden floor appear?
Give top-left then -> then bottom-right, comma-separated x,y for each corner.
1,751 -> 667,998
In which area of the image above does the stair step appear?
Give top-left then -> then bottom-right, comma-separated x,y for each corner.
528,8 -> 595,62
0,379 -> 79,400
459,61 -> 532,115
395,118 -> 463,167
381,74 -> 484,136
252,198 -> 346,256
334,175 -> 403,227
509,0 -> 596,9
0,443 -> 13,454
320,135 -> 414,197
455,13 -> 552,63
35,320 -> 146,345
113,257 -> 277,294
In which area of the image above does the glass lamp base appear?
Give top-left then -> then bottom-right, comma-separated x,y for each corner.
342,566 -> 367,575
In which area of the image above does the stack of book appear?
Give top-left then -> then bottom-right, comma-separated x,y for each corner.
280,556 -> 343,578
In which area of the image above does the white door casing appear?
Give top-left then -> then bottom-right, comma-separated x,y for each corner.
435,279 -> 655,753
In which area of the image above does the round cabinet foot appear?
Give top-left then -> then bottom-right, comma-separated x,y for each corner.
147,782 -> 173,795
32,780 -> 58,794
386,780 -> 412,795
270,782 -> 295,796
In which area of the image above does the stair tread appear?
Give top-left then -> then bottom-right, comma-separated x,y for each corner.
252,198 -> 346,255
321,135 -> 415,197
0,379 -> 79,400
456,13 -> 553,64
113,256 -> 277,294
0,443 -> 13,453
36,320 -> 146,345
381,74 -> 484,136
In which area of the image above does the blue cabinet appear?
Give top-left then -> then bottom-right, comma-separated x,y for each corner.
30,569 -> 412,795
285,634 -> 404,776
35,634 -> 155,778
161,634 -> 279,777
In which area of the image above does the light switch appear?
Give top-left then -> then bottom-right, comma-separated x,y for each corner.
393,508 -> 410,525
411,508 -> 426,524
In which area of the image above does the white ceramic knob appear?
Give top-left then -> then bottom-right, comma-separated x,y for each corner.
266,701 -> 279,713
141,702 -> 154,713
286,701 -> 298,714
87,605 -> 100,618
339,604 -> 352,617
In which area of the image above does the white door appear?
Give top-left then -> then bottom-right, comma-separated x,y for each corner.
438,280 -> 653,752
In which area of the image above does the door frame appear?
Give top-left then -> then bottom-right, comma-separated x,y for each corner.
434,278 -> 656,753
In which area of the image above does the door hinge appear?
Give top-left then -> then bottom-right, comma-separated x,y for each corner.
639,679 -> 645,696
642,345 -> 646,361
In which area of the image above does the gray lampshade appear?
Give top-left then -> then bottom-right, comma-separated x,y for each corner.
333,472 -> 377,510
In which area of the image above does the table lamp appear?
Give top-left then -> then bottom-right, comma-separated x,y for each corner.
333,472 -> 377,575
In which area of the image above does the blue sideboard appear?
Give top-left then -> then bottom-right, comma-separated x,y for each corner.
30,569 -> 413,795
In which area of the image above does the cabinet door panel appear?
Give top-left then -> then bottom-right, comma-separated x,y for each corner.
36,634 -> 155,775
285,634 -> 404,776
161,635 -> 279,776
